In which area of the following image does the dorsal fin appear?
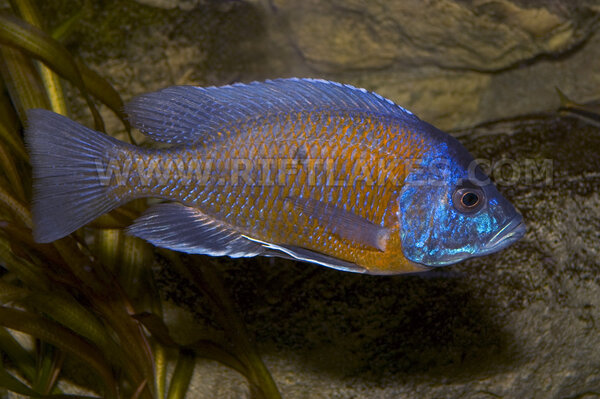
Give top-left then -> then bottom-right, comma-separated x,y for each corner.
124,78 -> 416,144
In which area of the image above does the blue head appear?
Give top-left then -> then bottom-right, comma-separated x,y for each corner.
398,125 -> 525,267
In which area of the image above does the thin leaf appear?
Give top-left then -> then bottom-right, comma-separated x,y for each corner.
34,342 -> 64,395
134,312 -> 249,383
133,312 -> 177,348
87,288 -> 156,399
0,221 -> 68,270
0,364 -> 99,398
89,201 -> 140,230
184,258 -> 282,399
0,278 -> 29,304
189,340 -> 248,377
75,59 -> 132,139
0,326 -> 36,381
0,144 -> 26,200
0,14 -> 104,130
10,0 -> 68,115
148,280 -> 167,399
51,239 -> 107,292
116,235 -> 153,299
0,77 -> 28,161
154,342 -> 167,399
0,306 -> 117,398
0,364 -> 42,397
94,230 -> 121,272
166,349 -> 195,399
24,292 -> 117,360
0,186 -> 31,227
51,1 -> 92,42
130,379 -> 148,399
0,119 -> 28,162
1,12 -> 130,134
0,46 -> 49,118
0,238 -> 49,291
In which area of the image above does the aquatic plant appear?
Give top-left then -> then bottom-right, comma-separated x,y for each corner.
0,1 -> 280,397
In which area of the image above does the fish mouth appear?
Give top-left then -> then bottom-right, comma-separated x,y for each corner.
483,215 -> 526,253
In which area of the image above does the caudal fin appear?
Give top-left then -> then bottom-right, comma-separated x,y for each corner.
25,109 -> 127,243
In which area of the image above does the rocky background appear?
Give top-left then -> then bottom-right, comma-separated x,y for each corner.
39,0 -> 600,397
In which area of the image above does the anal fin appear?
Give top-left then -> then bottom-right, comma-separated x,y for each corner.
127,203 -> 264,257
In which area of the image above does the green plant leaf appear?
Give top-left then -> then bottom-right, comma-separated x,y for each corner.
133,312 -> 250,386
0,14 -> 104,130
51,0 -> 92,42
166,349 -> 195,399
131,379 -> 148,399
33,342 -> 64,395
0,144 -> 25,201
24,292 -> 117,361
0,326 -> 36,382
0,79 -> 28,161
172,257 -> 282,399
0,222 -> 69,274
0,185 -> 31,227
189,339 -> 249,377
0,13 -> 130,135
133,312 -> 177,348
0,306 -> 117,398
0,237 -> 49,291
0,119 -> 27,162
154,342 -> 167,399
0,46 -> 49,118
0,278 -> 29,304
75,59 -> 132,140
0,363 -> 100,398
10,0 -> 68,115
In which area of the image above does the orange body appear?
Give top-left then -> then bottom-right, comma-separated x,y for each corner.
111,111 -> 429,273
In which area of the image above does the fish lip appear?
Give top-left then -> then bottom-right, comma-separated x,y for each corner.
483,215 -> 526,252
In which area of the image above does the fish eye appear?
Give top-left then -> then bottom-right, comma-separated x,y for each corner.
452,181 -> 485,213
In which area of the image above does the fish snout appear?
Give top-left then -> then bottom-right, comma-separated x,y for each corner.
483,215 -> 526,253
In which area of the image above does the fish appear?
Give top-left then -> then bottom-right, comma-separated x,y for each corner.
25,78 -> 526,274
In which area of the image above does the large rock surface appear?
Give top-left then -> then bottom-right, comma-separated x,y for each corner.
158,113 -> 600,398
263,0 -> 600,129
275,0 -> 593,72
37,0 -> 600,397
121,0 -> 600,130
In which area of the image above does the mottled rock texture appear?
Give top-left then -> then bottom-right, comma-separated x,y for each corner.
159,114 -> 600,399
39,0 -> 600,397
263,0 -> 600,129
129,0 -> 600,129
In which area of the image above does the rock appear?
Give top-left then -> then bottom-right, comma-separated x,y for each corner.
260,0 -> 600,129
277,0 -> 594,72
77,0 -> 600,131
35,1 -> 600,397
133,0 -> 201,11
159,113 -> 600,398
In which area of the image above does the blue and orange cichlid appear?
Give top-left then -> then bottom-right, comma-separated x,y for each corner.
26,78 -> 525,274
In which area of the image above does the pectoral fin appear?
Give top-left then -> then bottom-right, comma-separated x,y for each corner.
286,196 -> 390,251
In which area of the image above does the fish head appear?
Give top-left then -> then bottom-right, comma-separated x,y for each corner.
397,134 -> 525,267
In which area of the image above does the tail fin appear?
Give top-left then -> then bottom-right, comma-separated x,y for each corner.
25,109 -> 128,243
